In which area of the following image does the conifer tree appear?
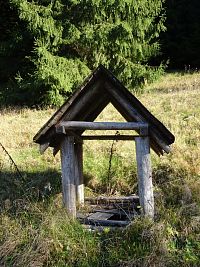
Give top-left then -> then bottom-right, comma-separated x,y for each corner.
6,0 -> 165,106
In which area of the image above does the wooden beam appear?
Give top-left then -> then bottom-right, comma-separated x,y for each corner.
39,142 -> 50,154
60,136 -> 76,218
56,126 -> 83,143
135,136 -> 154,218
82,218 -> 130,227
87,212 -> 114,220
82,135 -> 138,140
74,143 -> 84,205
58,121 -> 148,131
106,82 -> 171,154
85,195 -> 139,203
34,79 -> 104,142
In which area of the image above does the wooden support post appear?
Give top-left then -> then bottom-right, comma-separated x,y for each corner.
74,143 -> 84,205
60,136 -> 76,218
135,136 -> 154,218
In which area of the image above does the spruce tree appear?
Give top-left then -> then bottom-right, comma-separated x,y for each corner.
6,0 -> 165,106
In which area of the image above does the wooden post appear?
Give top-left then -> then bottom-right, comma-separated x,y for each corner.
74,143 -> 84,205
135,136 -> 154,218
60,136 -> 76,218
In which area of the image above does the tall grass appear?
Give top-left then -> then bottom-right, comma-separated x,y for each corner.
0,72 -> 200,266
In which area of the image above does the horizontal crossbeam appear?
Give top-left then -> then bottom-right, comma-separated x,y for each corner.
82,135 -> 138,140
57,121 -> 148,135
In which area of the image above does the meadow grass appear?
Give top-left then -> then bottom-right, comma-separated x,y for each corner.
0,71 -> 200,266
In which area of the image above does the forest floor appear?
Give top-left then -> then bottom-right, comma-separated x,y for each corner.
0,71 -> 200,266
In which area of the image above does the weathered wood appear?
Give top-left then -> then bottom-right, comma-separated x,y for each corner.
58,121 -> 148,131
74,143 -> 84,205
87,212 -> 114,220
93,209 -> 136,218
82,218 -> 130,227
135,136 -> 154,218
82,135 -> 137,140
34,78 -> 103,142
66,131 -> 83,143
85,195 -> 139,204
53,131 -> 82,157
60,136 -> 76,218
106,82 -> 171,154
105,82 -> 144,121
56,126 -> 83,143
39,142 -> 50,154
62,80 -> 106,122
34,65 -> 175,156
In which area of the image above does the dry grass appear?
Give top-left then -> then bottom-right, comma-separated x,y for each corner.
0,71 -> 200,266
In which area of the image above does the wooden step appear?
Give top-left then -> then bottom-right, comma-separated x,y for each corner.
82,218 -> 130,227
87,212 -> 114,220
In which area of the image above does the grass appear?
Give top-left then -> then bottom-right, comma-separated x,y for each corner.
0,71 -> 200,266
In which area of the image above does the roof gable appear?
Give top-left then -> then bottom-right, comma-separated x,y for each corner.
33,65 -> 175,155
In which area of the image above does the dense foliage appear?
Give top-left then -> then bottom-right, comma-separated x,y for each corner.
0,0 -> 165,106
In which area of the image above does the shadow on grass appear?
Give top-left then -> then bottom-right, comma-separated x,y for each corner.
152,163 -> 200,210
0,169 -> 61,206
1,162 -> 199,214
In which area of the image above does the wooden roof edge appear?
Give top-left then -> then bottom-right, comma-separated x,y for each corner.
33,65 -> 175,153
33,65 -> 105,143
99,66 -> 175,145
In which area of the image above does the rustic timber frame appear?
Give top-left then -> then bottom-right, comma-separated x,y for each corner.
33,65 -> 175,219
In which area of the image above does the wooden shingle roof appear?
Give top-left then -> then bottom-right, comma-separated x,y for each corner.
33,65 -> 175,155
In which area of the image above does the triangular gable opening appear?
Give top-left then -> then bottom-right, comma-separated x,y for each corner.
84,103 -> 138,137
95,103 -> 126,122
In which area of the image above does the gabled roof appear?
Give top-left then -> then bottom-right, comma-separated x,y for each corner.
33,65 -> 175,155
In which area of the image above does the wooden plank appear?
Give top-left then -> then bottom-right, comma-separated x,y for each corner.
105,82 -> 145,122
74,143 -> 84,205
60,136 -> 76,218
93,209 -> 134,215
82,135 -> 137,140
58,121 -> 148,131
135,136 -> 154,218
106,82 -> 171,154
93,209 -> 136,219
34,77 -> 103,143
82,218 -> 130,227
60,81 -> 109,130
88,212 -> 114,220
85,196 -> 139,203
89,204 -> 139,211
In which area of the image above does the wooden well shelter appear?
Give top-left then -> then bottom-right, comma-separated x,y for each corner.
33,65 -> 175,219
